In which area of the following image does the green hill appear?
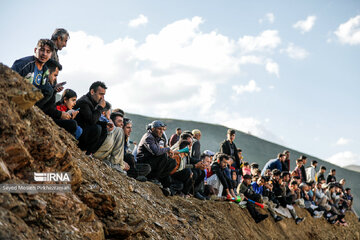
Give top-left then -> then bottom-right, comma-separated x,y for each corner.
127,112 -> 360,216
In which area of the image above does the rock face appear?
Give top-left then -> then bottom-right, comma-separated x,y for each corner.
0,62 -> 359,240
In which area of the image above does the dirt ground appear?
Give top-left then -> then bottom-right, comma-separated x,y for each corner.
0,63 -> 359,240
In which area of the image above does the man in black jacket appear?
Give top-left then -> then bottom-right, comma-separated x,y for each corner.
74,81 -> 107,154
219,129 -> 241,170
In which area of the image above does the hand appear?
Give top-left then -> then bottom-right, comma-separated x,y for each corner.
67,110 -> 79,119
61,112 -> 71,120
54,84 -> 64,92
107,122 -> 114,132
99,98 -> 106,108
194,161 -> 205,170
124,162 -> 130,171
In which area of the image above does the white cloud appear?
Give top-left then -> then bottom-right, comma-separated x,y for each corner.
59,17 -> 282,143
259,13 -> 275,24
281,43 -> 309,60
293,16 -> 316,34
336,137 -> 350,146
232,80 -> 261,94
128,14 -> 148,28
265,60 -> 279,77
327,151 -> 360,167
238,30 -> 281,53
334,15 -> 360,45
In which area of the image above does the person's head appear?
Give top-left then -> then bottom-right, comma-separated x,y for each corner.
328,185 -> 336,193
257,176 -> 266,186
46,59 -> 62,85
102,101 -> 112,119
299,183 -> 309,192
331,169 -> 336,176
60,89 -> 77,110
237,149 -> 242,158
192,129 -> 201,140
123,118 -> 132,138
243,174 -> 252,185
201,154 -> 211,169
89,81 -> 107,103
180,133 -> 193,143
345,188 -> 351,194
228,157 -> 234,166
300,155 -> 307,164
34,39 -> 54,64
110,112 -> 124,128
272,169 -> 281,180
339,178 -> 346,186
278,153 -> 286,161
320,166 -> 326,173
281,171 -> 290,183
227,129 -> 236,142
217,153 -> 229,168
231,170 -> 237,181
150,120 -> 166,138
176,127 -> 182,135
51,28 -> 70,50
289,180 -> 298,190
179,139 -> 191,150
243,162 -> 249,168
283,150 -> 290,159
250,163 -> 259,170
296,158 -> 303,167
311,160 -> 318,168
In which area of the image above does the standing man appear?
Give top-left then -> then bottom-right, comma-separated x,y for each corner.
300,155 -> 308,183
51,28 -> 70,63
191,129 -> 202,162
219,129 -> 241,169
306,160 -> 318,183
282,150 -> 291,172
169,128 -> 182,147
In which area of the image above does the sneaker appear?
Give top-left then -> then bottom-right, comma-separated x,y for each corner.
112,164 -> 127,175
195,192 -> 206,200
135,176 -> 147,182
255,214 -> 268,223
295,217 -> 304,224
274,216 -> 283,222
161,187 -> 171,197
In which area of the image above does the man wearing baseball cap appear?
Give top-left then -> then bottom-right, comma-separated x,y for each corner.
137,120 -> 177,194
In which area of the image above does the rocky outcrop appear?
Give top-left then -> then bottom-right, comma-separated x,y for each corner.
0,63 -> 359,240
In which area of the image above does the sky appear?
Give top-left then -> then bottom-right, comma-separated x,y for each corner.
0,0 -> 359,167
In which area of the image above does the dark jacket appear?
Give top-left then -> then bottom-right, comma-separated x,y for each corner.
137,130 -> 170,162
11,56 -> 49,86
211,162 -> 233,191
39,83 -> 62,120
300,165 -> 307,183
74,93 -> 105,129
219,140 -> 240,168
190,139 -> 201,161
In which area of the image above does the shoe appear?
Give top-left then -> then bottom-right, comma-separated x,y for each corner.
112,164 -> 127,175
295,217 -> 304,224
135,176 -> 147,182
255,214 -> 268,223
274,216 -> 283,222
161,187 -> 171,197
150,179 -> 163,187
195,192 -> 206,200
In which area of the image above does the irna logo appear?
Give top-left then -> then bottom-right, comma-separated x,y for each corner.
34,172 -> 71,182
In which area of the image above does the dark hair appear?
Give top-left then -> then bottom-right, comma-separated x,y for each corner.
89,81 -> 107,92
123,118 -> 132,127
237,148 -> 242,152
277,153 -> 286,158
272,169 -> 281,176
345,188 -> 351,191
112,108 -> 124,117
200,153 -> 210,161
312,160 -> 318,165
281,171 -> 290,178
296,158 -> 303,164
59,89 -> 77,104
179,140 -> 190,150
51,28 -> 70,41
243,161 -> 249,166
320,166 -> 327,170
227,129 -> 236,135
290,180 -> 298,186
250,163 -> 259,169
218,153 -> 229,162
300,155 -> 307,160
331,168 -> 336,172
103,101 -> 111,113
183,130 -> 193,136
283,150 -> 289,154
110,112 -> 123,124
180,133 -> 192,140
37,39 -> 55,52
46,59 -> 62,73
176,127 -> 181,131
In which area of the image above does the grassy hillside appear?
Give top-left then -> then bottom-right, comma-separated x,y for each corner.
127,112 -> 360,216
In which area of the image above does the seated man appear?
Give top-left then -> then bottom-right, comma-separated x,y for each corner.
11,39 -> 56,108
119,117 -> 151,181
92,101 -> 127,174
75,81 -> 108,155
137,120 -> 177,191
238,174 -> 268,223
207,153 -> 236,198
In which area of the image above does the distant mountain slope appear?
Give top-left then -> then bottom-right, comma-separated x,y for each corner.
345,165 -> 360,173
127,112 -> 360,215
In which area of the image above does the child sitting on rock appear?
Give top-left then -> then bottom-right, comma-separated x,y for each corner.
56,89 -> 82,139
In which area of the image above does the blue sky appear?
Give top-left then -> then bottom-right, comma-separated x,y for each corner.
1,0 -> 359,167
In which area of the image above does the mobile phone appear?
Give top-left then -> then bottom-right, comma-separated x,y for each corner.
73,108 -> 80,111
58,81 -> 67,86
